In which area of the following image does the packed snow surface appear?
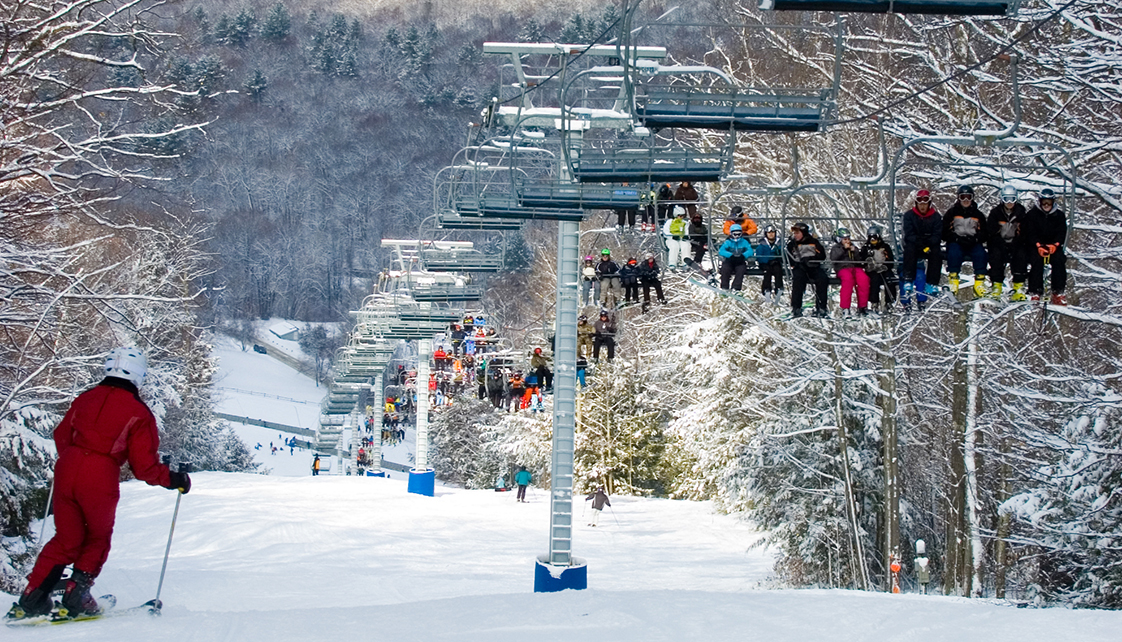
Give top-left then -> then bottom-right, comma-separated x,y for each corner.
7,474 -> 1121,641
8,332 -> 1120,640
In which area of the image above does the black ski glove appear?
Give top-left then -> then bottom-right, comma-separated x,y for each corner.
168,471 -> 192,495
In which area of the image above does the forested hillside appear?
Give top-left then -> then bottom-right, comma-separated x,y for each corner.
149,0 -> 641,324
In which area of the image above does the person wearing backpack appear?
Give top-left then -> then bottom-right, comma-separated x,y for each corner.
663,208 -> 690,269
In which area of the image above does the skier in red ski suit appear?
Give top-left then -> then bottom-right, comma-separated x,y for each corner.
13,347 -> 191,619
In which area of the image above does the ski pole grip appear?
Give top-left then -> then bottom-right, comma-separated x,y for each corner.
162,455 -> 171,465
178,462 -> 191,474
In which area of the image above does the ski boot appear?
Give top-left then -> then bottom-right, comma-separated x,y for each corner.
973,278 -> 987,298
948,272 -> 960,292
58,570 -> 101,618
1051,292 -> 1068,306
7,588 -> 53,621
1010,282 -> 1027,302
990,282 -> 1003,300
901,283 -> 914,309
924,283 -> 941,296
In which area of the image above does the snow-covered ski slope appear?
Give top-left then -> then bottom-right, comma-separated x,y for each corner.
7,473 -> 1121,641
8,332 -> 1119,640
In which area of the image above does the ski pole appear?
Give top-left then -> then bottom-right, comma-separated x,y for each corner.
36,472 -> 56,547
608,503 -> 621,527
153,462 -> 190,614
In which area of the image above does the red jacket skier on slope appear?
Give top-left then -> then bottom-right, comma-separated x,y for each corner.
12,347 -> 191,620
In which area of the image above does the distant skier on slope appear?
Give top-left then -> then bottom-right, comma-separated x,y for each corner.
515,466 -> 532,503
10,348 -> 191,621
585,487 -> 611,526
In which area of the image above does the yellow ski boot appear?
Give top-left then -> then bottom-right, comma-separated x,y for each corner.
1010,282 -> 1027,302
990,282 -> 1003,299
948,272 -> 960,292
973,278 -> 987,298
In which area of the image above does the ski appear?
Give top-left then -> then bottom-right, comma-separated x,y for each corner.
6,597 -> 161,628
685,277 -> 756,306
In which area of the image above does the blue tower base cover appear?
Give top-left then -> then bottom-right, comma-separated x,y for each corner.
534,555 -> 587,593
366,470 -> 386,477
407,468 -> 435,496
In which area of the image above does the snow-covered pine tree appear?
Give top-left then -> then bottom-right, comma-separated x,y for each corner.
1002,384 -> 1122,608
574,360 -> 671,496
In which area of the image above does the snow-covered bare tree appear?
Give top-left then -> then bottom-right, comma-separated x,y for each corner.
0,0 -> 244,589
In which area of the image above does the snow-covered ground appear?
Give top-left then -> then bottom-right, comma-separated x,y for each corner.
8,332 -> 1119,640
8,473 -> 1120,641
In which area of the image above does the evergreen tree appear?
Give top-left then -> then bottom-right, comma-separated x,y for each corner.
1004,386 -> 1122,607
456,43 -> 483,68
517,19 -> 544,43
231,9 -> 257,47
559,14 -> 587,44
260,3 -> 291,42
575,360 -> 671,496
243,69 -> 268,102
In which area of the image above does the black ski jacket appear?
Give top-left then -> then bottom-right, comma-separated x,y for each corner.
859,240 -> 896,276
619,263 -> 640,286
942,202 -> 988,247
902,206 -> 942,251
987,202 -> 1029,247
637,259 -> 662,282
596,258 -> 620,278
786,235 -> 826,269
1025,205 -> 1068,248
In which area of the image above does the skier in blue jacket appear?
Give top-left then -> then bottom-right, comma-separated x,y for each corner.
755,225 -> 784,304
515,466 -> 532,503
718,224 -> 754,291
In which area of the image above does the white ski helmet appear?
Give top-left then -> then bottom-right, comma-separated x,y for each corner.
104,346 -> 147,387
1000,184 -> 1018,203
